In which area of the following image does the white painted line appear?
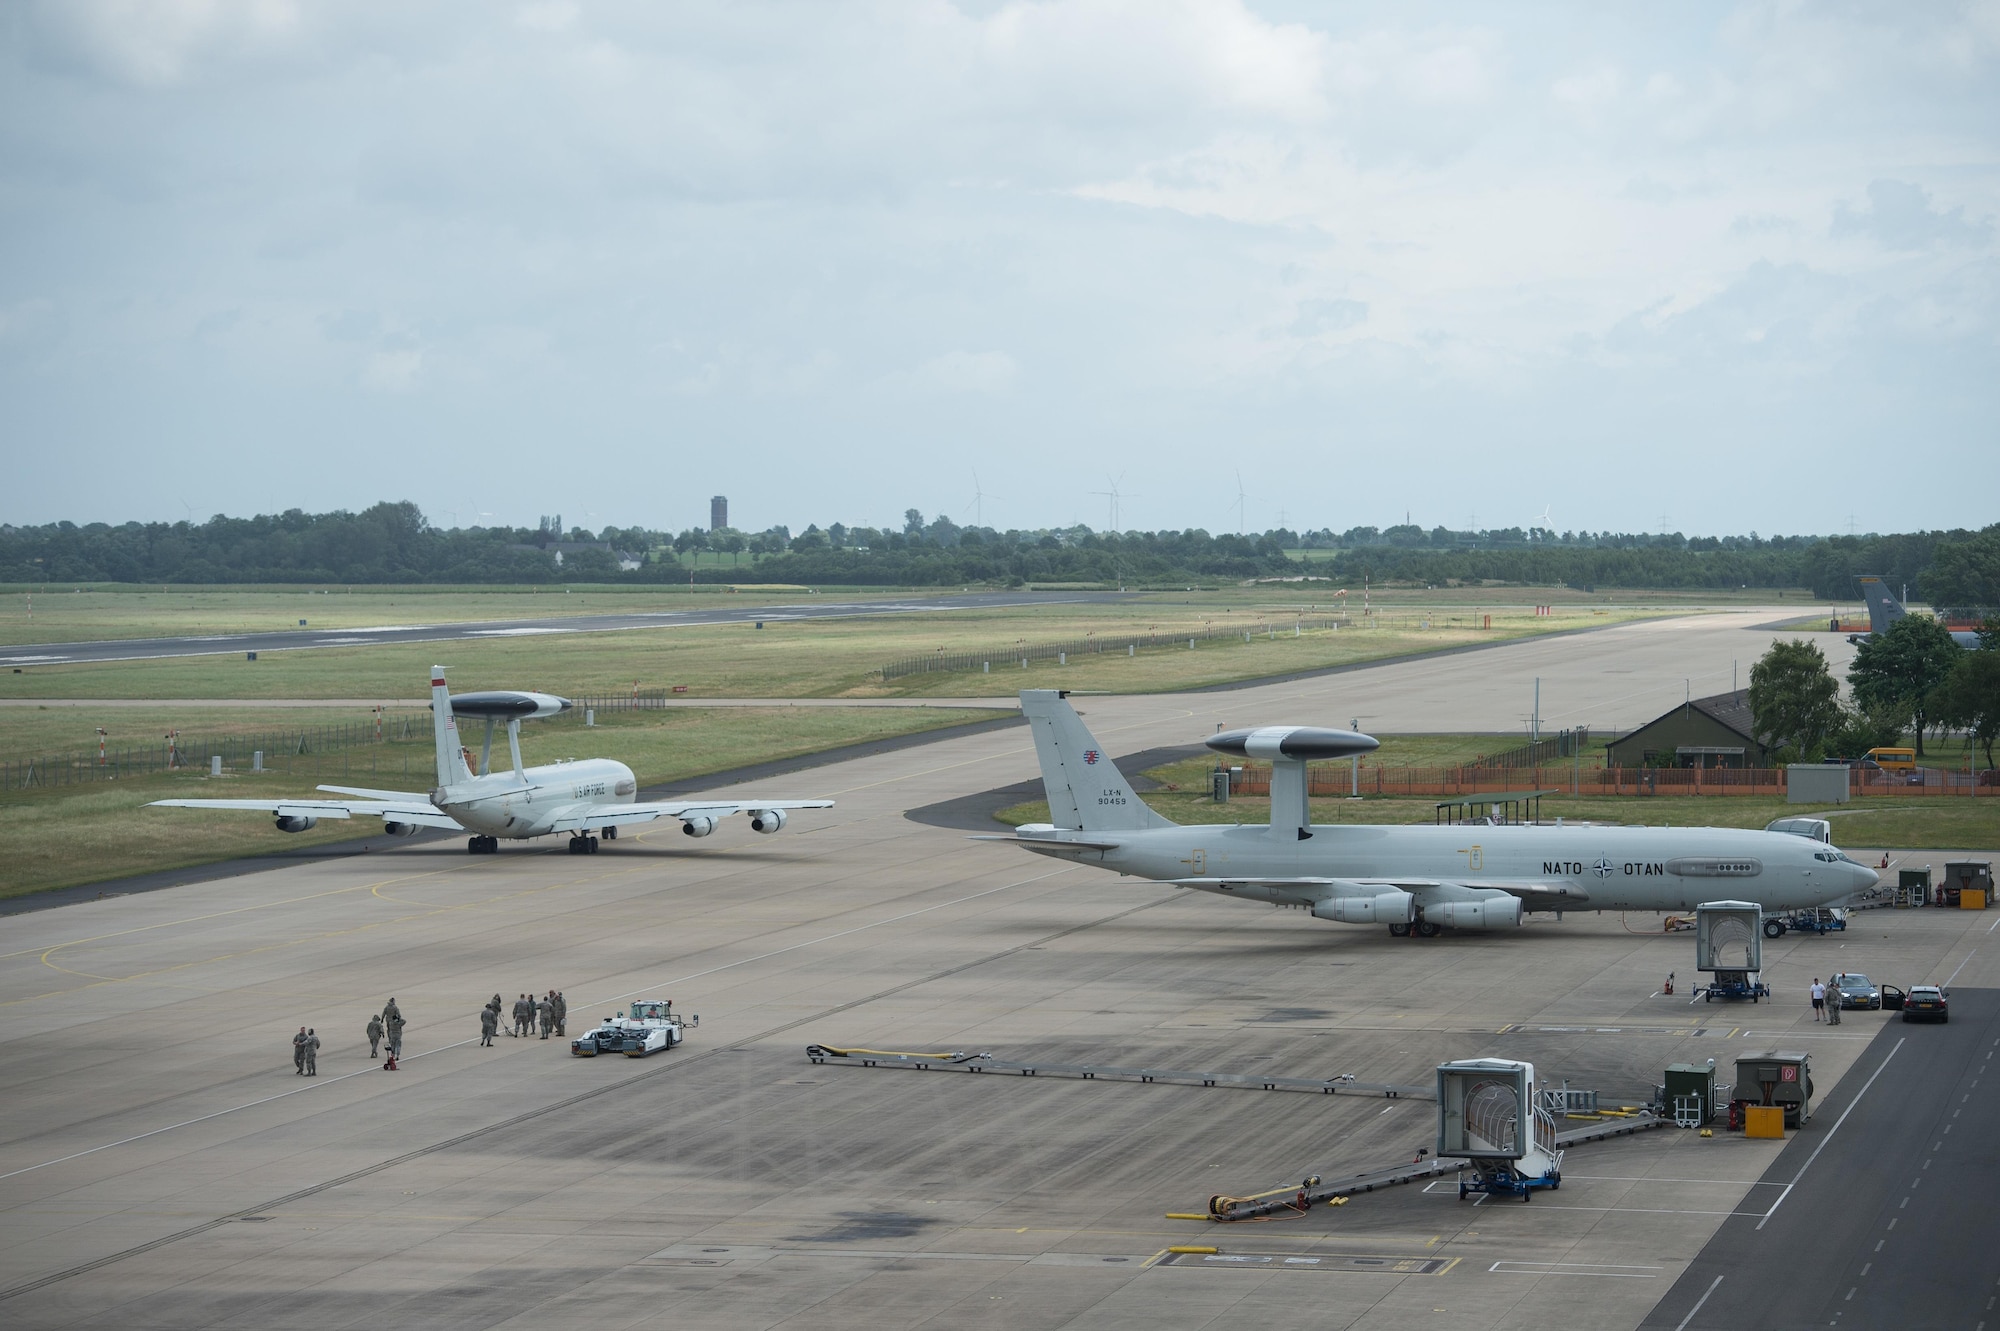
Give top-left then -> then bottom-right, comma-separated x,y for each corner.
1560,1175 -> 1782,1186
1676,1275 -> 1725,1331
1489,1261 -> 1661,1277
1758,1037 -> 1905,1230
1946,950 -> 1978,987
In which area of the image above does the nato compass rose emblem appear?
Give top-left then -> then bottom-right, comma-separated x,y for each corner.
1592,857 -> 1616,879
1083,750 -> 1100,765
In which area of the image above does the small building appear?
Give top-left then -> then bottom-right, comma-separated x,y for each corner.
1604,689 -> 1772,769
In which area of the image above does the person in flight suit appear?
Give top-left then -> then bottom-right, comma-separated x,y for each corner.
536,994 -> 555,1039
304,1029 -> 320,1076
480,1001 -> 500,1047
383,999 -> 406,1058
551,991 -> 567,1036
293,1027 -> 309,1074
367,1014 -> 385,1058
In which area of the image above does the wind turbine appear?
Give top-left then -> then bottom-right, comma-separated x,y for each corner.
1090,475 -> 1136,533
963,470 -> 1001,527
1230,471 -> 1260,534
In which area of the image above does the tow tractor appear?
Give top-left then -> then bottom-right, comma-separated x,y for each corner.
570,997 -> 696,1057
1764,908 -> 1847,937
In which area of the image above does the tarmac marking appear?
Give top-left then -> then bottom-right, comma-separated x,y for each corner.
1757,1036 -> 1905,1230
1487,1261 -> 1662,1278
1945,949 -> 1978,986
1674,1274 -> 1724,1331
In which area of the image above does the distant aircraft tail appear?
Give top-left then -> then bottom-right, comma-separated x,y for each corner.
1857,576 -> 1906,636
1019,690 -> 1174,832
430,667 -> 474,790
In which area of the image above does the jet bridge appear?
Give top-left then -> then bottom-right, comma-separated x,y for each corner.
1695,900 -> 1770,1002
1435,1058 -> 1564,1200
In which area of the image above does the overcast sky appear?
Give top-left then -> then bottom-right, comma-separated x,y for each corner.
2,1 -> 1994,538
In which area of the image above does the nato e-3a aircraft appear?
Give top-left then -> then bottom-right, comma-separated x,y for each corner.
151,668 -> 833,855
990,690 -> 1877,936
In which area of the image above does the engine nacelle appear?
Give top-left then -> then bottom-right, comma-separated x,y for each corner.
274,815 -> 319,833
381,821 -> 422,838
1313,889 -> 1415,925
748,808 -> 788,834
1423,894 -> 1524,929
681,816 -> 717,838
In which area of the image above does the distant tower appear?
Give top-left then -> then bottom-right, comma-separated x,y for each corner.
710,495 -> 728,530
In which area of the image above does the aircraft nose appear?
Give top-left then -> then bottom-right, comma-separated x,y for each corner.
1848,861 -> 1878,891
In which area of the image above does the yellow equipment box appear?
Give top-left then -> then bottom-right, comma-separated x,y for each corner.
1744,1105 -> 1785,1139
1962,889 -> 1986,910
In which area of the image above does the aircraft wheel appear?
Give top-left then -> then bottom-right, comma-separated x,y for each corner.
566,837 -> 584,854
603,826 -> 617,840
1389,923 -> 1411,938
1763,919 -> 1785,938
1417,921 -> 1442,938
468,837 -> 481,854
1459,1180 -> 1468,1200
587,837 -> 600,854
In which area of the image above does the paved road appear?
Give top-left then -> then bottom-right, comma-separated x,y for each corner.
0,589 -> 1128,666
1643,987 -> 2000,1331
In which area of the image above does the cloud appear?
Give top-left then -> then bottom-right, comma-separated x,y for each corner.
1831,179 -> 1992,250
912,350 -> 1017,394
360,347 -> 422,393
1290,298 -> 1368,336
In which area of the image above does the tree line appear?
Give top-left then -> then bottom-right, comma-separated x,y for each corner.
3,502 -> 1995,603
1750,619 -> 2000,766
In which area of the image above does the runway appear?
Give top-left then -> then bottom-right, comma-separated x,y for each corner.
3,609 -> 1967,1331
0,590 -> 1128,667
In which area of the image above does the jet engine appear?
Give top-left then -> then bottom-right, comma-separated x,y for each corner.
381,821 -> 422,837
274,815 -> 319,833
681,816 -> 718,838
1422,892 -> 1524,930
748,809 -> 788,834
1312,889 -> 1415,925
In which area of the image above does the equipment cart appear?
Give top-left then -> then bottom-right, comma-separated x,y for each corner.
1703,969 -> 1770,1002
1437,1060 -> 1564,1202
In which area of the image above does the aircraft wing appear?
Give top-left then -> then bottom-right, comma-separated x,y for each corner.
148,797 -> 463,830
545,799 -> 835,834
318,783 -> 433,801
1164,876 -> 1591,909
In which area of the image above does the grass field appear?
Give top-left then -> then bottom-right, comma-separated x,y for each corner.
0,704 -> 996,901
0,602 -> 1667,703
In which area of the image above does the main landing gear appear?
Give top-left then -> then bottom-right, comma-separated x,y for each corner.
567,835 -> 600,855
1388,921 -> 1443,938
466,835 -> 499,854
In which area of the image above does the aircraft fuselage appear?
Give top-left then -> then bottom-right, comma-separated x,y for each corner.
1020,821 -> 1869,915
436,758 -> 637,839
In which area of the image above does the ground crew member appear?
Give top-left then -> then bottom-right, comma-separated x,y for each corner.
367,1014 -> 384,1058
304,1028 -> 320,1076
1810,978 -> 1825,1022
512,994 -> 529,1037
552,990 -> 567,1036
480,1001 -> 499,1047
384,999 -> 406,1058
1827,974 -> 1843,1025
537,994 -> 555,1039
293,1027 -> 309,1074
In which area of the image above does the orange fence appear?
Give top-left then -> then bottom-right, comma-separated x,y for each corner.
1219,764 -> 1998,799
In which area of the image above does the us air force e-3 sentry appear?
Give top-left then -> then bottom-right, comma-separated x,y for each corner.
151,668 -> 832,854
994,690 -> 1877,936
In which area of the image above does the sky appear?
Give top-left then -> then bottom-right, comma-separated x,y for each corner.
1,1 -> 1995,539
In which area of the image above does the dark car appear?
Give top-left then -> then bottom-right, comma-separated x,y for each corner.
1833,974 -> 1904,1010
1902,985 -> 1949,1023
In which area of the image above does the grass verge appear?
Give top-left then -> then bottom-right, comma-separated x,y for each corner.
0,705 -> 997,901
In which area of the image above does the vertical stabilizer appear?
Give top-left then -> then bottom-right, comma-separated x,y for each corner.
1018,690 -> 1173,832
1857,576 -> 1906,636
430,667 -> 474,790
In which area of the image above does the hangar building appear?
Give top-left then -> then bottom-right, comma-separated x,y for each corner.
1604,688 -> 1771,769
